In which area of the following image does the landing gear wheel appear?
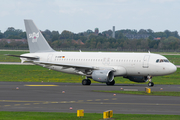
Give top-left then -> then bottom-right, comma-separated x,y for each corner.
148,82 -> 154,87
106,80 -> 115,86
82,79 -> 91,85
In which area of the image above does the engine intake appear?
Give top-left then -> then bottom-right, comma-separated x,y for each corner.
92,70 -> 114,83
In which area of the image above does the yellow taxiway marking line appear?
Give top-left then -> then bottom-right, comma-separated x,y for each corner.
51,102 -> 59,103
59,101 -> 67,103
87,100 -> 93,101
24,103 -> 30,105
1,99 -> 180,106
14,104 -> 20,106
0,100 -> 42,103
95,99 -> 101,101
77,100 -> 84,102
33,103 -> 40,105
4,105 -> 11,107
103,99 -> 109,101
112,98 -> 117,100
43,102 -> 49,104
78,102 -> 180,106
24,85 -> 58,87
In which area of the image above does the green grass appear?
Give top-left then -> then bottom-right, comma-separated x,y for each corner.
0,64 -> 180,85
0,65 -> 88,83
164,55 -> 180,65
93,90 -> 180,96
0,51 -> 28,62
0,111 -> 180,120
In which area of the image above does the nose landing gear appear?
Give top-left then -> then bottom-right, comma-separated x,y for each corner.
147,76 -> 154,87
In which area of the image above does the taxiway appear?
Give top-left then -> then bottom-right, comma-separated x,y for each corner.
0,82 -> 180,115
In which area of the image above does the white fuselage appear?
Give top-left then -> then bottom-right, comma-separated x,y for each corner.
21,52 -> 177,77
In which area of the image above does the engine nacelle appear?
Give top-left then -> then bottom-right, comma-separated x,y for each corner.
123,76 -> 148,83
92,70 -> 114,83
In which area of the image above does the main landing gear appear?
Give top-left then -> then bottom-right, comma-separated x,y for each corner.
82,79 -> 91,85
147,76 -> 154,87
106,80 -> 115,86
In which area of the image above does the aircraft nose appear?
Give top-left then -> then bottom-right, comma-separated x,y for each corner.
169,64 -> 177,74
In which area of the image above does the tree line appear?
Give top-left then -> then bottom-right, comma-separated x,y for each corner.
0,27 -> 180,50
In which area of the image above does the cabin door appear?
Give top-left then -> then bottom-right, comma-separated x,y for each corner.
143,55 -> 150,68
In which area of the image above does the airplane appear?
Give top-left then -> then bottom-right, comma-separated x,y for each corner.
7,19 -> 177,87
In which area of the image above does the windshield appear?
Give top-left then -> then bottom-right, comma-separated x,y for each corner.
156,59 -> 169,63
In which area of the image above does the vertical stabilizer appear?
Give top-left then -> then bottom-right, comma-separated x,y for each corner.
24,19 -> 55,53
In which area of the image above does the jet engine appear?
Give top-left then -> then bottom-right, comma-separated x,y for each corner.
92,70 -> 114,83
123,76 -> 148,83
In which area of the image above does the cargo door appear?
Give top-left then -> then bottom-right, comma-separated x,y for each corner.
47,54 -> 53,62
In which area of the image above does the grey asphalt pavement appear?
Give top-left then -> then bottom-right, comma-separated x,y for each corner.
0,82 -> 180,115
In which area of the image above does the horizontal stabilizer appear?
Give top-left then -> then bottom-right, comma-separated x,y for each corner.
5,54 -> 39,60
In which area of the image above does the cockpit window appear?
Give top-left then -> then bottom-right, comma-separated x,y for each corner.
164,59 -> 169,62
156,59 -> 169,63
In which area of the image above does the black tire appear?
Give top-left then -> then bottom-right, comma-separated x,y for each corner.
148,82 -> 154,87
106,80 -> 115,86
82,79 -> 91,85
82,79 -> 87,85
87,79 -> 91,85
151,82 -> 154,87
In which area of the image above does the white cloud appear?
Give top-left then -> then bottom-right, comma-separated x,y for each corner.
150,0 -> 177,3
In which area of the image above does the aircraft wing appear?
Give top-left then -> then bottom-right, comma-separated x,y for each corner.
34,61 -> 100,70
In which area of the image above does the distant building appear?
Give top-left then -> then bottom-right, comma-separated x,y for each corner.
112,26 -> 115,38
94,28 -> 99,35
154,37 -> 161,40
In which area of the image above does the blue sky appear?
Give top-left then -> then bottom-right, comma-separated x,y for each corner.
0,0 -> 180,34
